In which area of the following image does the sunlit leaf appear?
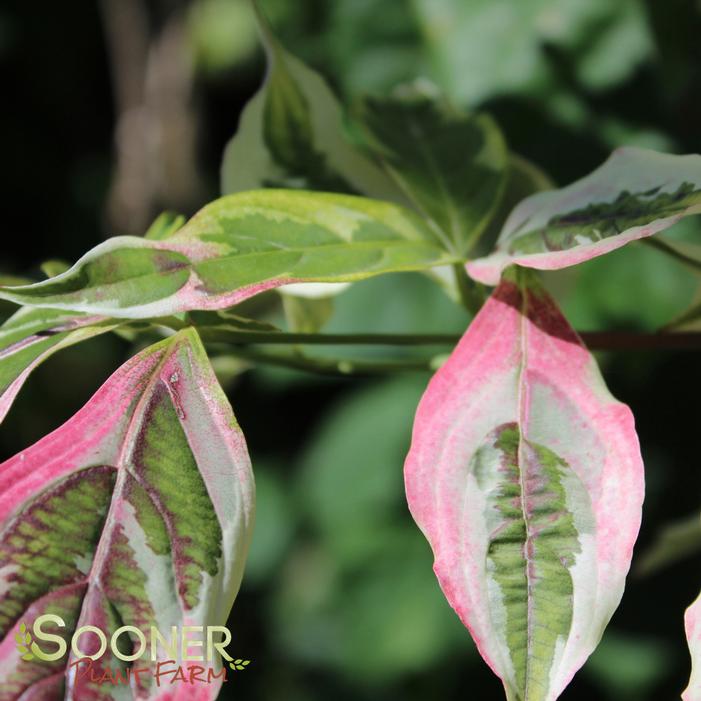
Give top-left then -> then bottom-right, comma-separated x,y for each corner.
0,328 -> 255,699
355,82 -> 508,256
467,148 -> 701,285
0,307 -> 117,424
0,190 -> 455,318
685,592 -> 701,701
220,1 -> 401,201
405,269 -> 644,700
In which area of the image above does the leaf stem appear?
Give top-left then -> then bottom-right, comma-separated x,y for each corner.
452,263 -> 484,315
219,347 -> 441,376
198,327 -> 701,350
641,237 -> 701,272
149,324 -> 701,375
579,331 -> 701,350
196,327 -> 458,346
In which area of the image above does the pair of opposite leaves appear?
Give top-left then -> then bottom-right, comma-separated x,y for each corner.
0,268 -> 668,701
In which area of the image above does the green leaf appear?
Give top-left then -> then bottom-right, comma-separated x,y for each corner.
355,82 -> 508,256
672,296 -> 701,331
0,190 -> 456,318
144,211 -> 187,240
300,376 -> 428,564
585,631 -> 673,699
0,307 -> 118,424
0,276 -> 31,324
658,237 -> 701,330
282,293 -> 335,333
271,378 -> 468,681
645,236 -> 701,274
242,463 -> 294,584
412,0 -> 652,105
187,309 -> 282,334
549,234 -> 699,333
221,2 -> 402,201
635,511 -> 701,576
188,0 -> 259,75
39,260 -> 71,278
0,328 -> 254,697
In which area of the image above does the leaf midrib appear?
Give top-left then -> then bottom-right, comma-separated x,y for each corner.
65,336 -> 189,674
515,280 -> 536,699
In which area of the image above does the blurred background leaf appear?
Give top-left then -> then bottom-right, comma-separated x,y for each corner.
635,511 -> 701,577
411,0 -> 653,105
2,0 -> 701,699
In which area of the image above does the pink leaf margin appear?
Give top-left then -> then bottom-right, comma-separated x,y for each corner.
467,147 -> 701,285
0,328 -> 255,701
685,591 -> 701,701
404,274 -> 644,700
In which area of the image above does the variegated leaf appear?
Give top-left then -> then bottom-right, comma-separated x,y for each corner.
0,190 -> 455,319
0,307 -> 117,424
477,154 -> 554,255
467,147 -> 701,285
0,328 -> 255,700
0,277 -> 30,325
686,592 -> 701,701
355,83 -> 508,256
220,1 -> 401,202
404,270 -> 644,701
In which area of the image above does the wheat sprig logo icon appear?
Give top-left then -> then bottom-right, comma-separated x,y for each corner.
15,622 -> 35,662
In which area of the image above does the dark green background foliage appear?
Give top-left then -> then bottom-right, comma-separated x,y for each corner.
1,1 -> 700,698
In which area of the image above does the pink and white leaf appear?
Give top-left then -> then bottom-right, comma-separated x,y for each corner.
0,307 -> 117,425
467,147 -> 701,285
685,591 -> 701,701
0,328 -> 255,700
0,190 -> 453,319
404,271 -> 644,701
